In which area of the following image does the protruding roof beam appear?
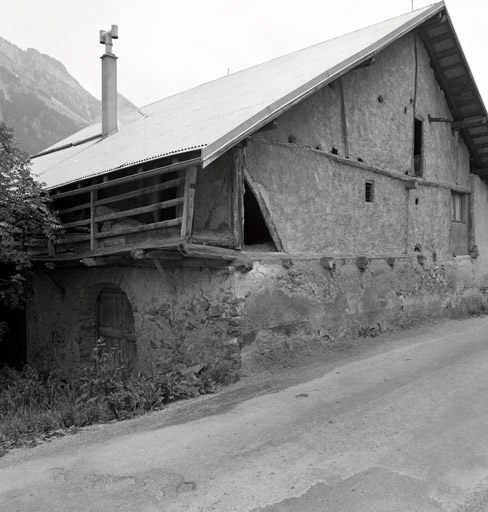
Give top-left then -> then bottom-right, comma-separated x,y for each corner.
452,116 -> 487,131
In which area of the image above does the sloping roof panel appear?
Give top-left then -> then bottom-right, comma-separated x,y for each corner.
32,3 -> 446,189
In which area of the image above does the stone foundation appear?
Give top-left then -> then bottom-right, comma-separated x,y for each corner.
27,252 -> 488,379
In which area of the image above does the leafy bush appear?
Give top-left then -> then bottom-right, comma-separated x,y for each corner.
0,339 -> 238,454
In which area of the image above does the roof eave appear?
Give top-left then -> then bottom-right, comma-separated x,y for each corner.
417,7 -> 488,173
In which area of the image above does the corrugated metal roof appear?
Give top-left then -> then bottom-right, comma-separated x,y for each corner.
32,3 -> 444,190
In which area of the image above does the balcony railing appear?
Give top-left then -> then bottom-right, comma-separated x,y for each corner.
27,160 -> 199,260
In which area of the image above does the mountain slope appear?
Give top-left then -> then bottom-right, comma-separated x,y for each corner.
0,37 -> 100,155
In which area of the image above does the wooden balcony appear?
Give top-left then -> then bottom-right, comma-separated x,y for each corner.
27,159 -> 199,262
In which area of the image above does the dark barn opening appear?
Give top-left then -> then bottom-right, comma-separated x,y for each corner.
244,182 -> 274,247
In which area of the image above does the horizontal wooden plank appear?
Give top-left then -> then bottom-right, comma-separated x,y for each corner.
178,242 -> 247,262
94,177 -> 184,207
32,236 -> 187,262
58,202 -> 91,215
95,218 -> 183,239
58,234 -> 92,243
63,218 -> 91,229
51,157 -> 201,199
95,197 -> 184,222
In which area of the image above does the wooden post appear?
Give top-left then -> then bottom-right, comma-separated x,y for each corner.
231,147 -> 244,249
180,166 -> 198,237
90,188 -> 98,251
339,77 -> 349,159
153,260 -> 177,293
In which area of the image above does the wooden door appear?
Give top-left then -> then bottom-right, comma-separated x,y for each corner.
96,289 -> 136,367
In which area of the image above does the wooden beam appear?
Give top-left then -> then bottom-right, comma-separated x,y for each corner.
452,116 -> 487,130
231,147 -> 244,249
50,157 -> 201,199
38,267 -> 65,296
473,142 -> 488,150
131,249 -> 184,261
428,115 -> 453,123
58,201 -> 91,215
34,236 -> 186,263
456,98 -> 479,108
93,178 -> 184,208
427,32 -> 452,45
153,259 -> 177,293
439,61 -> 464,73
95,217 -> 183,239
434,47 -> 458,60
95,197 -> 184,222
446,76 -> 470,88
180,166 -> 198,237
63,218 -> 91,229
90,189 -> 98,250
178,243 -> 243,261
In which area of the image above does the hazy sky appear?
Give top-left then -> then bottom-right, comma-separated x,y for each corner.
2,0 -> 488,108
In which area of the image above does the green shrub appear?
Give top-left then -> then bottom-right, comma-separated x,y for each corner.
0,339 -> 238,453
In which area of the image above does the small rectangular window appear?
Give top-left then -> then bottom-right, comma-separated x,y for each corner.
451,191 -> 466,222
414,118 -> 423,177
365,181 -> 374,203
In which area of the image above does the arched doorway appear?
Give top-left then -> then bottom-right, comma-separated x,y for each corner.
96,285 -> 136,367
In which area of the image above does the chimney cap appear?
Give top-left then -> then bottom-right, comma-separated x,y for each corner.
100,25 -> 119,54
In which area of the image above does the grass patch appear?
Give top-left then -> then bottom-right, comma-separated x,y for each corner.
0,340 -> 238,454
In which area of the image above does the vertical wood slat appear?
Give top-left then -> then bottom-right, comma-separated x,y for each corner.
90,189 -> 98,250
180,166 -> 198,237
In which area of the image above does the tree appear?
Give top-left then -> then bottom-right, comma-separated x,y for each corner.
0,123 -> 62,322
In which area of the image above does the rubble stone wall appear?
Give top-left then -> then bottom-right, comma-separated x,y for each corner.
28,254 -> 487,377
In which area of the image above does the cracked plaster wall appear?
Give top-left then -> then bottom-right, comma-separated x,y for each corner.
248,33 -> 472,260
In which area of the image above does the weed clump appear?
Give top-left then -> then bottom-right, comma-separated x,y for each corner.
0,339 -> 237,454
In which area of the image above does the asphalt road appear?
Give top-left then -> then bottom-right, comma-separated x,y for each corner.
2,316 -> 488,511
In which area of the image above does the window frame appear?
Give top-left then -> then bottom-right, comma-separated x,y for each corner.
451,191 -> 467,223
365,180 -> 374,203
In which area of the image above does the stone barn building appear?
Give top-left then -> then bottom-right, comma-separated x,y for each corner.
26,2 -> 488,376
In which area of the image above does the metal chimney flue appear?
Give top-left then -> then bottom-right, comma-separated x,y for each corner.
100,25 -> 118,138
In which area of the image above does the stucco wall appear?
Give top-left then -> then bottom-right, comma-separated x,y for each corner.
234,256 -> 486,370
193,153 -> 232,233
247,33 -> 472,261
244,141 -> 408,255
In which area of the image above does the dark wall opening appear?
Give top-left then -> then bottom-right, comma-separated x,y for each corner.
244,182 -> 274,246
414,118 -> 423,177
0,308 -> 27,369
